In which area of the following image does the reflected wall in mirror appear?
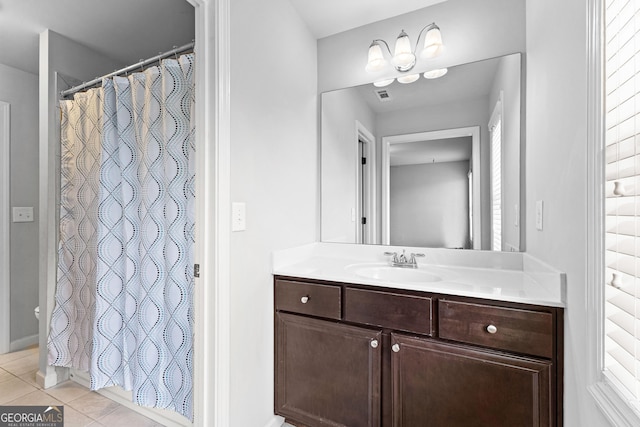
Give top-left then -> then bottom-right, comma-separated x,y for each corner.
381,127 -> 480,249
321,53 -> 522,251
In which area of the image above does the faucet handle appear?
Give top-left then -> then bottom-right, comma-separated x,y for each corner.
384,251 -> 399,263
409,253 -> 426,265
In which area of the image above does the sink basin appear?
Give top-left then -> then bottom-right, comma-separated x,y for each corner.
347,264 -> 442,283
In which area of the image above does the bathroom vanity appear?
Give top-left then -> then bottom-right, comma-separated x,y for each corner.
273,244 -> 565,427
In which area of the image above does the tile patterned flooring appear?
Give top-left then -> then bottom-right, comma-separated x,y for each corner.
0,346 -> 162,426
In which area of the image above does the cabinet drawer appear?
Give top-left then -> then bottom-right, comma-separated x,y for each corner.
344,287 -> 433,336
439,300 -> 554,358
275,279 -> 341,320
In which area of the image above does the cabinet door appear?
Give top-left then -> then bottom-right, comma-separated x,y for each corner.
391,334 -> 552,427
276,312 -> 382,427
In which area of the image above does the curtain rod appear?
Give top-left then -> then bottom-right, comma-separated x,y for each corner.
60,41 -> 195,98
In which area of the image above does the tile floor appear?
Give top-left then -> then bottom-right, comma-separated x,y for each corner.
0,346 -> 163,426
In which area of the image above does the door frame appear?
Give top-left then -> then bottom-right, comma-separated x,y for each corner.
37,0 -> 230,422
190,0 -> 231,425
0,101 -> 10,354
355,121 -> 376,245
380,126 -> 481,249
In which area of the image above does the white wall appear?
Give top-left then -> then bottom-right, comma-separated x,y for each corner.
317,0 -> 525,92
38,29 -> 124,386
390,160 -> 470,248
321,88 -> 375,242
0,63 -> 39,348
489,54 -> 521,251
229,0 -> 318,425
525,0 -> 610,426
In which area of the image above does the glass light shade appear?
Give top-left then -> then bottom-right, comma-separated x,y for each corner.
373,78 -> 395,87
423,68 -> 448,79
420,26 -> 444,59
392,30 -> 416,71
397,74 -> 419,84
366,42 -> 388,72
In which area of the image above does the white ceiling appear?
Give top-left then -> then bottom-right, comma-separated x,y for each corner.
0,0 -> 444,76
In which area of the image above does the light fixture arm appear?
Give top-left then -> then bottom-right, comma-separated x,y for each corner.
413,23 -> 440,56
371,38 -> 393,57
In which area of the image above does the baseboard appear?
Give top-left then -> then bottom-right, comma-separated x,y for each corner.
69,369 -> 192,427
10,334 -> 38,352
504,242 -> 519,252
264,415 -> 285,427
36,366 -> 59,389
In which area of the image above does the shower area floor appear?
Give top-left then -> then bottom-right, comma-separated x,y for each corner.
0,347 -> 161,426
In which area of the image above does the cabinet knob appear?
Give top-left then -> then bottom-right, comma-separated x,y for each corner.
486,324 -> 498,334
392,343 -> 400,353
370,339 -> 379,348
300,296 -> 309,304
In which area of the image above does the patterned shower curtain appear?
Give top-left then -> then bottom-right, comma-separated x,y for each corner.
48,88 -> 102,372
48,53 -> 195,420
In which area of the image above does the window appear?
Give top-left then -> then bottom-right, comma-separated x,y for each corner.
489,98 -> 503,251
601,0 -> 640,418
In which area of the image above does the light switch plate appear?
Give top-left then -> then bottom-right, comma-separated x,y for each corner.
12,207 -> 34,223
232,202 -> 246,232
535,200 -> 543,231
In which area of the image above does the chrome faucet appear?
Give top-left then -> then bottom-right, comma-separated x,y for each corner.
384,249 -> 425,268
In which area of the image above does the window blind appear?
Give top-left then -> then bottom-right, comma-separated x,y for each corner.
490,114 -> 502,251
604,0 -> 640,406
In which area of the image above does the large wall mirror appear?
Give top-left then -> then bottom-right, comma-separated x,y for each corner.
321,53 -> 523,251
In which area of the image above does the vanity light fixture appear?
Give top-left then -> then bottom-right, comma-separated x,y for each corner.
366,23 -> 444,86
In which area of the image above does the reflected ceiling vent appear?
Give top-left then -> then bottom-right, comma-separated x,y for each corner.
374,89 -> 392,102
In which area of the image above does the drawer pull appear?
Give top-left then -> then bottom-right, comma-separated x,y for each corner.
300,296 -> 309,304
370,339 -> 379,348
486,324 -> 498,334
392,343 -> 400,353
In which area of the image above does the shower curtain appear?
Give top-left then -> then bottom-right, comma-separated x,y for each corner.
47,53 -> 195,420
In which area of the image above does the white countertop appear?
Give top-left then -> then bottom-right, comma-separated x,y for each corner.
272,243 -> 566,307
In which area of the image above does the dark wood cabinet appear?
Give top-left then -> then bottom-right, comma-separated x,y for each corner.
391,334 -> 551,427
274,276 -> 563,427
275,312 -> 382,427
